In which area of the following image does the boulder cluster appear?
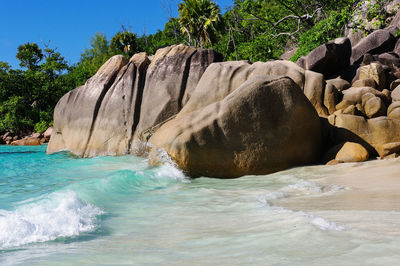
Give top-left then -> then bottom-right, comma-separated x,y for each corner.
47,23 -> 400,178
0,128 -> 52,146
296,26 -> 400,163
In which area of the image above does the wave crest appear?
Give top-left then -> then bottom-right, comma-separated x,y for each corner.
0,191 -> 102,249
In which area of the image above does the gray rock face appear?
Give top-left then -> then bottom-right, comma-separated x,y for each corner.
377,52 -> 400,67
47,45 -> 222,156
394,38 -> 400,57
179,60 -> 311,116
351,30 -> 396,64
299,37 -> 351,77
47,55 -> 129,156
134,45 -> 222,137
83,53 -> 150,157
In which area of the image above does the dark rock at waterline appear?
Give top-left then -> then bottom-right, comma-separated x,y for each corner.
149,76 -> 322,178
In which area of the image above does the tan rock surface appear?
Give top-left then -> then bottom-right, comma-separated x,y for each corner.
149,76 -> 321,178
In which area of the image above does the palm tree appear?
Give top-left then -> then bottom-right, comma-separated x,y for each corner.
178,0 -> 221,48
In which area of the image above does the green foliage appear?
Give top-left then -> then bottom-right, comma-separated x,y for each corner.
111,31 -> 137,57
34,111 -> 53,133
0,42 -> 70,134
0,96 -> 34,133
178,0 -> 222,47
290,7 -> 352,62
16,43 -> 43,70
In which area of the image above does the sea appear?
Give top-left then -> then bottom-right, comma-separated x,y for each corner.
1,144 -> 400,265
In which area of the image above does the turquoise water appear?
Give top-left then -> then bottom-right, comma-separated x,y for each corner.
1,145 -> 400,265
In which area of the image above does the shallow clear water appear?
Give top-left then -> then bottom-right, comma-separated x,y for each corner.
1,145 -> 400,265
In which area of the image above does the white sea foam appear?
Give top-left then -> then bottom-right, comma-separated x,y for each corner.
0,191 -> 102,249
307,214 -> 345,231
282,180 -> 323,193
257,179 -> 346,231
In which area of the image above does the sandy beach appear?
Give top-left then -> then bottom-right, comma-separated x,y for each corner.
274,158 -> 400,212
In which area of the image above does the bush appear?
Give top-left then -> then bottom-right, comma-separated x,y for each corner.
290,7 -> 351,62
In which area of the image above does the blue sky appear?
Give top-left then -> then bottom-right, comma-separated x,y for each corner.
0,0 -> 233,68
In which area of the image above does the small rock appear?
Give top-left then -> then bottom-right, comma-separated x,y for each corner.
326,159 -> 340,165
390,79 -> 400,90
388,102 -> 400,119
384,153 -> 399,159
364,96 -> 387,118
336,100 -> 355,111
382,89 -> 392,102
31,132 -> 41,139
351,29 -> 396,64
326,77 -> 351,92
335,142 -> 369,163
5,136 -> 12,145
324,83 -> 341,114
358,63 -> 386,91
342,105 -> 364,116
43,127 -> 53,139
342,86 -> 386,103
2,132 -> 10,140
381,142 -> 400,157
392,85 -> 400,101
377,52 -> 400,67
352,78 -> 376,89
11,137 -> 41,146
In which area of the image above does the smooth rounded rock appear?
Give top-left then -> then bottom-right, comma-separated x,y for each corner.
335,142 -> 369,162
149,76 -> 322,178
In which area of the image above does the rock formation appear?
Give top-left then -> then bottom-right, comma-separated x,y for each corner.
47,45 -> 222,157
47,18 -> 400,177
149,76 -> 321,178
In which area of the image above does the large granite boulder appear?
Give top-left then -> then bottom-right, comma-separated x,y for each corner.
298,37 -> 351,77
149,76 -> 322,178
134,45 -> 222,137
83,53 -> 150,157
180,59 -> 329,117
351,30 -> 396,64
48,45 -> 221,157
47,55 -> 129,156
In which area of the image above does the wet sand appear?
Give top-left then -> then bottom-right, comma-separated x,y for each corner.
274,158 -> 400,212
